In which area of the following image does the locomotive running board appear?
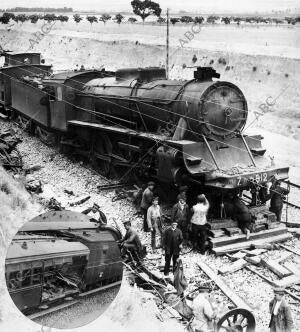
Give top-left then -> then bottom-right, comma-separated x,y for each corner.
67,120 -> 168,142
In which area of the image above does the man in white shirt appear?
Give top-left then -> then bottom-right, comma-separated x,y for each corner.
191,286 -> 216,332
147,197 -> 162,250
190,194 -> 210,254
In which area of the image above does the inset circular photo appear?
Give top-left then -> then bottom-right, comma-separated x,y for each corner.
5,210 -> 123,329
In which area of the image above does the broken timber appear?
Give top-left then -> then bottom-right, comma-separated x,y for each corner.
279,244 -> 300,257
197,261 -> 252,311
212,232 -> 292,256
218,258 -> 248,275
261,258 -> 292,278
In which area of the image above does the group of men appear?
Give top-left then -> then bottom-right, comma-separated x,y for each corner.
139,181 -> 211,276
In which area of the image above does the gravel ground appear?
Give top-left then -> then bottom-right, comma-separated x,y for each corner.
1,119 -> 300,332
34,286 -> 120,329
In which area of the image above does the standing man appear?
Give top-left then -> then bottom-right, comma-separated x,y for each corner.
147,197 -> 163,250
119,220 -> 144,261
191,287 -> 217,332
190,194 -> 210,254
269,287 -> 293,332
140,181 -> 155,232
171,196 -> 190,242
162,221 -> 183,276
265,177 -> 289,222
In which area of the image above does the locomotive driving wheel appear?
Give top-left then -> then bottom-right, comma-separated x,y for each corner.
217,308 -> 256,332
90,134 -> 112,177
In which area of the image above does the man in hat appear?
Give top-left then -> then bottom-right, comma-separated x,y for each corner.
162,221 -> 183,276
119,220 -> 143,260
177,185 -> 188,202
190,194 -> 210,254
140,181 -> 155,232
269,287 -> 293,332
191,286 -> 217,332
264,176 -> 289,222
171,196 -> 190,242
82,203 -> 107,226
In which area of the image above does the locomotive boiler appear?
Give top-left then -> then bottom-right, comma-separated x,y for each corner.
68,66 -> 288,192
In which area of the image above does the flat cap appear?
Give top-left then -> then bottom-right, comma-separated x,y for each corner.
273,286 -> 285,294
122,219 -> 131,225
147,181 -> 155,186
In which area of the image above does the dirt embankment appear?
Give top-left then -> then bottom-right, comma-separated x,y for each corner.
0,24 -> 299,139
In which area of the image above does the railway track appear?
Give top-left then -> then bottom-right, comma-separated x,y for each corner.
28,280 -> 121,321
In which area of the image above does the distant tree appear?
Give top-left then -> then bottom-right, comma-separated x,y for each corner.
131,0 -> 161,24
43,14 -> 57,22
194,16 -> 204,24
221,17 -> 231,24
14,14 -> 28,24
128,17 -> 137,23
86,16 -> 98,26
57,15 -> 69,23
180,16 -> 193,24
0,14 -> 11,24
73,14 -> 82,24
233,17 -> 242,25
207,15 -> 219,24
3,12 -> 15,22
114,13 -> 124,25
170,17 -> 179,25
99,14 -> 111,25
157,17 -> 166,24
29,14 -> 39,24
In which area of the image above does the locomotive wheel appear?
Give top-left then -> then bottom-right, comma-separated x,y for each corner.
217,308 -> 256,332
91,135 -> 112,177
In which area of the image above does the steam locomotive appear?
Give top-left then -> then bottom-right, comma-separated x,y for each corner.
5,210 -> 123,314
0,51 -> 289,212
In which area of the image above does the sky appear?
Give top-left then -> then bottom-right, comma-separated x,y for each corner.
0,0 -> 299,14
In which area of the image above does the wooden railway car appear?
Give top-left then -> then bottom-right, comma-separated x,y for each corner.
5,235 -> 89,313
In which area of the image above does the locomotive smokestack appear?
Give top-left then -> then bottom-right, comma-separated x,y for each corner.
194,67 -> 220,80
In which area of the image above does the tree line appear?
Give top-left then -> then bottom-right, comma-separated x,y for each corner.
0,0 -> 299,26
2,7 -> 72,12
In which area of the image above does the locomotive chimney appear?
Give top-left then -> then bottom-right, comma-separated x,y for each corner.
194,67 -> 220,81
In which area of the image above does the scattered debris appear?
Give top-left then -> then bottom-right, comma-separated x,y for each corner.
69,195 -> 91,206
218,258 -> 248,275
261,258 -> 292,278
25,178 -> 43,193
64,189 -> 74,196
197,261 -> 252,311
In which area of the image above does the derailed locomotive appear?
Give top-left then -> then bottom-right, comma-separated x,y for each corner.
0,51 -> 289,210
5,210 -> 123,314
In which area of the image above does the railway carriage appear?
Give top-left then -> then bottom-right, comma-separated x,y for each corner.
5,211 -> 123,314
5,235 -> 89,313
